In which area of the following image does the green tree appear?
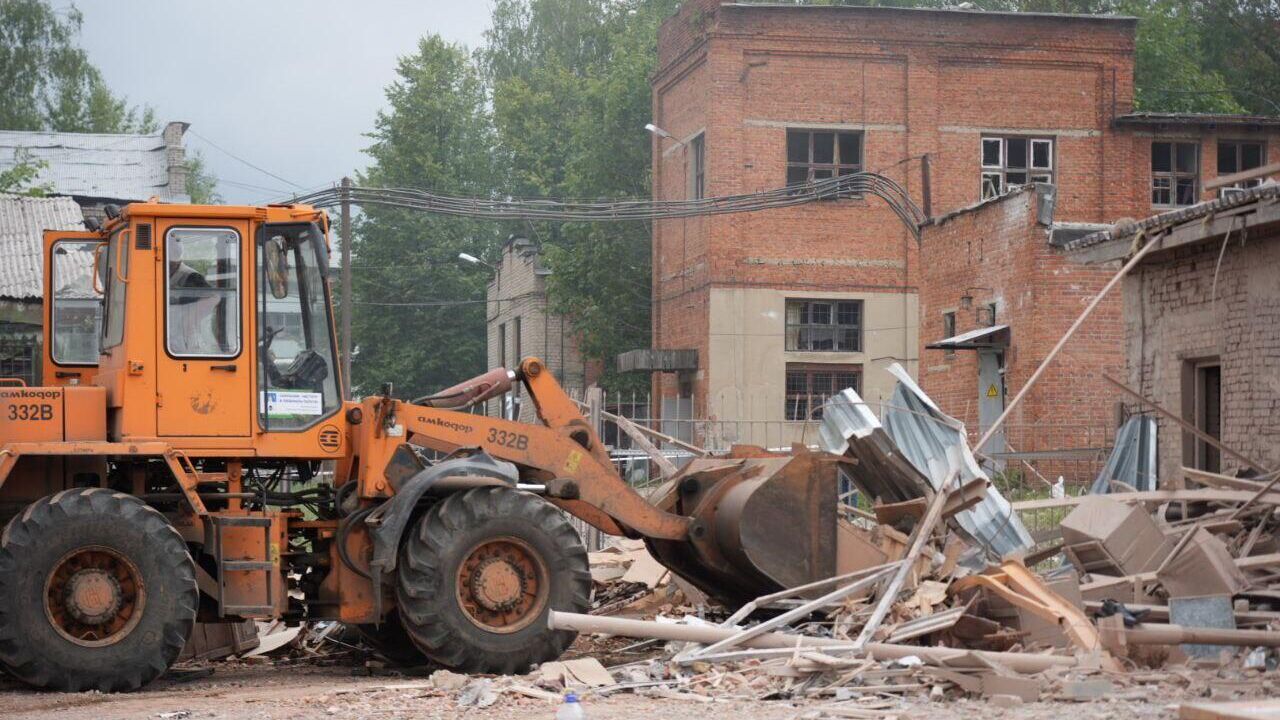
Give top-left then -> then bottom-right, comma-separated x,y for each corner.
0,149 -> 53,195
483,0 -> 680,391
184,150 -> 221,204
350,35 -> 501,398
0,0 -> 154,133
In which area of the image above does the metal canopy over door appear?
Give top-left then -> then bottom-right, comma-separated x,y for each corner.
156,222 -> 252,437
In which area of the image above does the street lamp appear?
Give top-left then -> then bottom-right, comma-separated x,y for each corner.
458,252 -> 493,269
645,122 -> 684,147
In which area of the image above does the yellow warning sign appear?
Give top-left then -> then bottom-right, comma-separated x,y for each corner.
986,384 -> 1000,398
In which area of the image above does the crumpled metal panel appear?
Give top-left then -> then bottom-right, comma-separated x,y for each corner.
1090,414 -> 1157,494
819,362 -> 1033,559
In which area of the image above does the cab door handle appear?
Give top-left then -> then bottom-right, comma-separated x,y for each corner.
211,364 -> 237,372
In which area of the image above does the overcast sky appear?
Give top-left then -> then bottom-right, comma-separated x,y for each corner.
57,0 -> 494,203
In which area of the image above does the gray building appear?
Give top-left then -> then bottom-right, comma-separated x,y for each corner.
1068,183 -> 1280,486
0,121 -> 191,223
485,236 -> 587,421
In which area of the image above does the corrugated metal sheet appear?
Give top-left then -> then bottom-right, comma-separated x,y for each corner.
0,193 -> 85,299
819,362 -> 1034,560
0,129 -> 185,202
1090,415 -> 1158,493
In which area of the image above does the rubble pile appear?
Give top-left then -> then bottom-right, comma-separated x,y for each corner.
546,371 -> 1280,718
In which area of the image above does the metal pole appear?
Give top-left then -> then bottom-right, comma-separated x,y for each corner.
340,176 -> 353,399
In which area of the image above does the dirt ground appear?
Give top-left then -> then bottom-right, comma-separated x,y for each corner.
0,663 -> 1202,720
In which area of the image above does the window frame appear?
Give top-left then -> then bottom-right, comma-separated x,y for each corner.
785,298 -> 863,353
941,311 -> 957,358
785,362 -> 862,422
689,132 -> 706,200
981,135 -> 1055,199
1151,141 -> 1200,207
1217,139 -> 1266,189
785,128 -> 864,195
255,222 -> 343,434
100,227 -> 128,350
49,239 -> 103,367
163,225 -> 244,360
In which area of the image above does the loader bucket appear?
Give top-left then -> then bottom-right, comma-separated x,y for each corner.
645,447 -> 837,605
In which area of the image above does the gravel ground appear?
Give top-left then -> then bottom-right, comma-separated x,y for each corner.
0,662 -> 1220,720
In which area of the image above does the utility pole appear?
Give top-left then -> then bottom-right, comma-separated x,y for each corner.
340,176 -> 353,399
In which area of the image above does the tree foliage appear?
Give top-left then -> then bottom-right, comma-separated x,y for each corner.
481,0 -> 681,391
349,36 -> 502,398
184,150 -> 221,204
0,0 -> 154,133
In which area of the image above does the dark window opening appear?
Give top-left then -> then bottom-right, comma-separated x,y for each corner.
1218,140 -> 1266,189
786,129 -> 863,195
785,299 -> 862,352
689,133 -> 706,200
1196,363 -> 1222,473
941,311 -> 957,358
981,136 -> 1054,199
786,363 -> 861,421
1152,141 -> 1199,206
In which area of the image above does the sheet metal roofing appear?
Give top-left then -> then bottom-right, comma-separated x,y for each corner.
1063,183 -> 1280,252
0,194 -> 85,300
0,128 -> 186,202
1115,112 -> 1280,128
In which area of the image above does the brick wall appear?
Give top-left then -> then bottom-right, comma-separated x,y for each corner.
651,2 -> 1280,439
918,185 -> 1125,483
1124,229 -> 1280,487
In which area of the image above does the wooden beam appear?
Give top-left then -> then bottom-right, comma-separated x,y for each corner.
611,412 -> 679,478
1104,375 -> 1272,476
1204,160 -> 1280,191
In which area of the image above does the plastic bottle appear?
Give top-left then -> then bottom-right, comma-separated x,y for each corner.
555,692 -> 586,720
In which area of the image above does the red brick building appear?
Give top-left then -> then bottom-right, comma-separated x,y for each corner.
648,1 -> 1280,459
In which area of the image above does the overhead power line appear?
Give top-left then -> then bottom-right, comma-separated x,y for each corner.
187,129 -> 305,190
285,171 -> 926,240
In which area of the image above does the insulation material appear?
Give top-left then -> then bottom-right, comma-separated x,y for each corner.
819,363 -> 1033,559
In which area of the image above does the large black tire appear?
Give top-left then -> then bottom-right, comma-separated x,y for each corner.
396,487 -> 590,674
0,488 -> 198,692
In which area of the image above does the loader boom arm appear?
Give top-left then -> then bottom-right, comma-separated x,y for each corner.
397,357 -> 691,541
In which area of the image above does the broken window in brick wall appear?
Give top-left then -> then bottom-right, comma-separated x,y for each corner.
1152,141 -> 1200,206
786,129 -> 863,194
785,362 -> 861,421
1218,140 -> 1265,190
981,136 -> 1054,199
785,299 -> 863,353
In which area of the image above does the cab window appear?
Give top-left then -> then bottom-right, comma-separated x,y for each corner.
100,229 -> 128,349
165,227 -> 241,358
257,223 -> 340,430
51,240 -> 101,365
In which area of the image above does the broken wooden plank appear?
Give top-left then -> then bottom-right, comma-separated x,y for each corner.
1014,488 -> 1280,512
1181,698 -> 1280,720
850,472 -> 956,652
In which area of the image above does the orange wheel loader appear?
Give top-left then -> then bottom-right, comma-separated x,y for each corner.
0,202 -> 838,691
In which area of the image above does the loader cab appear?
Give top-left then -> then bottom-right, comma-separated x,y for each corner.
41,204 -> 346,457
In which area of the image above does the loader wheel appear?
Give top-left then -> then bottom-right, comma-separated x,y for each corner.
0,488 -> 198,692
396,487 -> 590,674
354,608 -> 428,665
